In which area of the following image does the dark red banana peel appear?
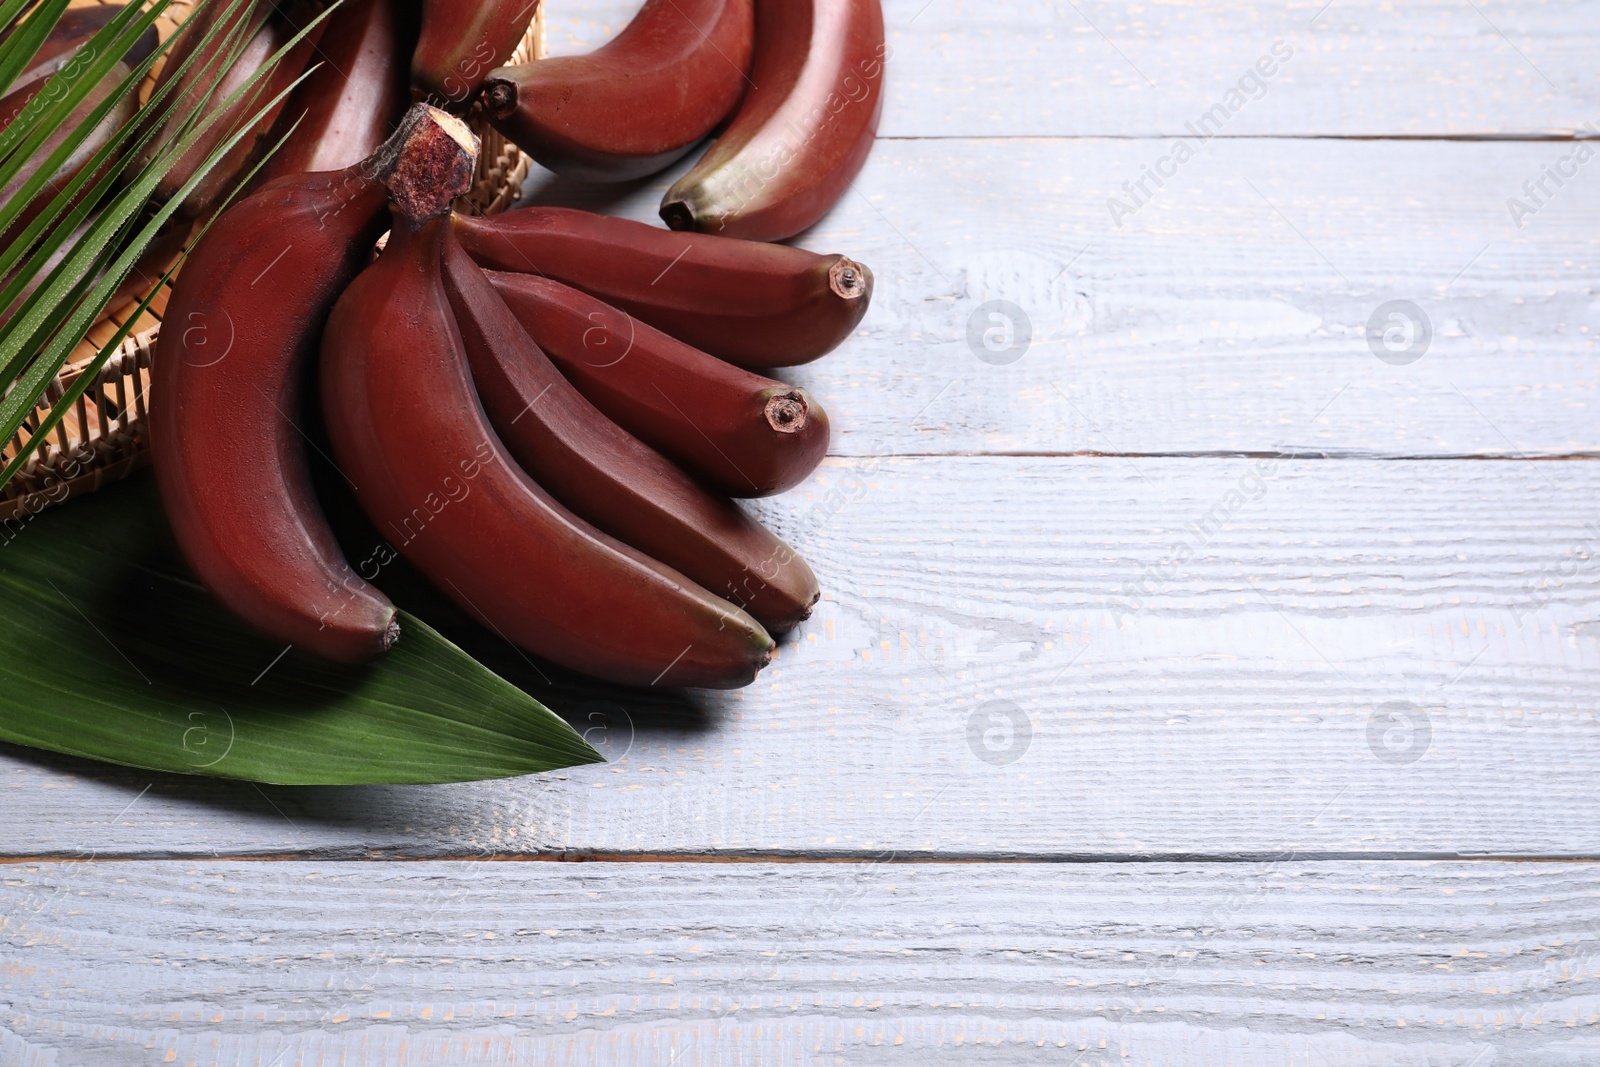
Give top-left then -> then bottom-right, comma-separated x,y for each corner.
322,210 -> 774,686
661,0 -> 886,241
481,0 -> 752,182
135,0 -> 327,220
0,61 -> 139,251
253,0 -> 412,185
487,271 -> 831,499
410,0 -> 530,104
146,110 -> 477,662
451,207 -> 872,368
5,4 -> 159,90
441,226 -> 818,634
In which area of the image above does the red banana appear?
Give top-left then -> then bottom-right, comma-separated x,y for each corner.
135,0 -> 327,219
481,0 -> 753,182
253,0 -> 411,185
487,272 -> 830,499
660,0 -> 885,241
440,226 -> 818,634
320,117 -> 774,688
451,206 -> 872,368
0,61 -> 138,249
5,4 -> 159,90
0,67 -> 47,128
150,128 -> 406,662
2,214 -> 189,328
410,0 -> 530,104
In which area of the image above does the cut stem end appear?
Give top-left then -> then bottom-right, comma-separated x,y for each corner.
764,392 -> 809,434
374,104 -> 480,223
829,257 -> 869,300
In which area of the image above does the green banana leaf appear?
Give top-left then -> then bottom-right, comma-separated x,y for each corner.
0,472 -> 604,784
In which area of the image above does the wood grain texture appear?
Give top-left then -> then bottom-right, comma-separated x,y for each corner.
4,860 -> 1598,1066
5,4 -> 1599,1060
5,457 -> 1600,859
545,0 -> 1600,138
511,136 -> 1600,460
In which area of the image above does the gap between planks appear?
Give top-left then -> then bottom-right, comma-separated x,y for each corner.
877,132 -> 1600,142
5,851 -> 1600,865
839,450 -> 1600,461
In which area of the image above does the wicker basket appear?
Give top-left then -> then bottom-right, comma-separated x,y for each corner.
0,0 -> 543,522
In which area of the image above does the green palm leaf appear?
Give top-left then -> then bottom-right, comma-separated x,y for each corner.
0,472 -> 604,785
0,0 -> 337,490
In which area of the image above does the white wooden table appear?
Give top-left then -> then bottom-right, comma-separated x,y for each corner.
6,2 -> 1600,1063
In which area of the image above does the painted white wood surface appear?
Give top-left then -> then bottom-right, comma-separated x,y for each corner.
7,2 -> 1600,1063
507,137 -> 1600,460
548,1 -> 1600,139
6,456 -> 1600,859
5,860 -> 1597,1066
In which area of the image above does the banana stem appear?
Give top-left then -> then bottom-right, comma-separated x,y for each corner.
370,103 -> 478,222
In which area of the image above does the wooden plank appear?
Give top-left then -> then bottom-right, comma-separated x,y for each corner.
520,136 -> 1600,459
4,859 -> 1597,1065
543,0 -> 1600,138
5,456 -> 1600,859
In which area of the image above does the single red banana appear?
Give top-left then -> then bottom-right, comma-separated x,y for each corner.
320,115 -> 773,688
252,0 -> 412,185
150,124 -> 411,662
0,68 -> 46,129
451,206 -> 871,368
487,272 -> 829,499
135,0 -> 327,219
0,61 -> 138,249
481,0 -> 753,182
5,4 -> 159,90
132,0 -> 269,198
660,0 -> 885,241
409,0 -> 529,104
2,214 -> 189,328
440,226 -> 818,633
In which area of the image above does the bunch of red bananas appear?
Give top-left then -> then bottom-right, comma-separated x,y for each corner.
151,86 -> 876,688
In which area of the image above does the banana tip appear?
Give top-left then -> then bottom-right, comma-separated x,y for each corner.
764,392 -> 809,435
383,616 -> 401,651
830,257 -> 870,300
659,200 -> 695,233
482,78 -> 516,117
802,589 -> 821,620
